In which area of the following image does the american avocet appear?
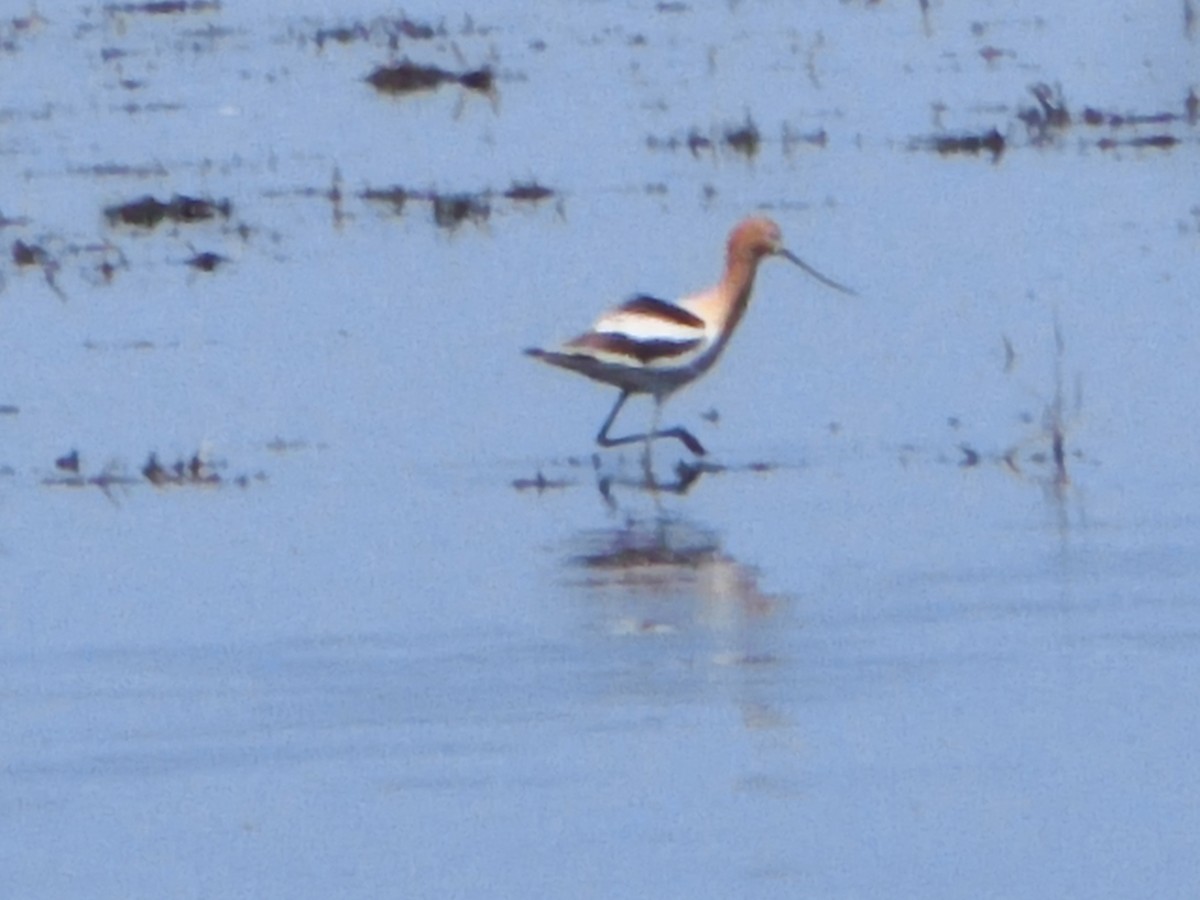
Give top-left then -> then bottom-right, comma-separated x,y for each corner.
526,216 -> 854,457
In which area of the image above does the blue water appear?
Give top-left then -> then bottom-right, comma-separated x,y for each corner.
3,2 -> 1199,897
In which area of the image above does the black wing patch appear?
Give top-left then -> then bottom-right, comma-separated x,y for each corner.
565,331 -> 703,364
617,294 -> 706,329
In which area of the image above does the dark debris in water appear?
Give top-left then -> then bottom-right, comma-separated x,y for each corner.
503,181 -> 556,203
56,449 -> 81,473
1081,106 -> 1178,129
1018,82 -> 1071,143
360,185 -> 409,213
41,469 -> 141,495
512,470 -> 572,492
780,123 -> 828,154
74,161 -> 171,178
314,16 -> 440,49
920,83 -> 1194,160
42,448 -> 264,497
723,119 -> 761,159
0,209 -> 31,228
105,193 -> 232,229
83,337 -> 174,351
516,456 -> 781,506
432,193 -> 490,230
924,128 -> 1007,162
947,321 -> 1082,505
142,451 -> 222,486
366,60 -> 494,97
360,181 -> 558,230
12,238 -> 49,267
185,249 -> 227,272
11,238 -> 65,299
1023,81 -> 1193,150
104,1 -> 221,15
647,116 -> 824,161
6,234 -> 129,297
1097,134 -> 1179,151
0,11 -> 47,53
265,436 -> 314,454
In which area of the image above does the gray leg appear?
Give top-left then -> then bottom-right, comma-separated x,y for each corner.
595,391 -> 707,456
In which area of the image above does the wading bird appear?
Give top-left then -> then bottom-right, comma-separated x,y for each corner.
525,216 -> 854,460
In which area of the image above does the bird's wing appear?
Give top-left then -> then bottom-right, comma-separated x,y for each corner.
556,295 -> 707,368
590,294 -> 706,341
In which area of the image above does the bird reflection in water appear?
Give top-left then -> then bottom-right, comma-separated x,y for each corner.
563,515 -> 790,730
566,516 -> 779,657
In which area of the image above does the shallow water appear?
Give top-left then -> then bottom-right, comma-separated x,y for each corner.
3,1 -> 1199,897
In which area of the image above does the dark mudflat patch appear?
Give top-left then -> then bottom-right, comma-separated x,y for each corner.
366,60 -> 494,97
105,194 -> 232,228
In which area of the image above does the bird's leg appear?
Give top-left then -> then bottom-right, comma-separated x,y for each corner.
596,390 -> 632,447
642,400 -> 661,486
595,391 -> 707,457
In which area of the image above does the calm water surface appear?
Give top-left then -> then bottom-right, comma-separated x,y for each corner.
2,1 -> 1199,897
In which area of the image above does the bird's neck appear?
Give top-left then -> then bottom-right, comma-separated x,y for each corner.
681,253 -> 760,337
713,254 -> 759,334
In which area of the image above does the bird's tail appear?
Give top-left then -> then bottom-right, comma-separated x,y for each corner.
524,346 -> 595,377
